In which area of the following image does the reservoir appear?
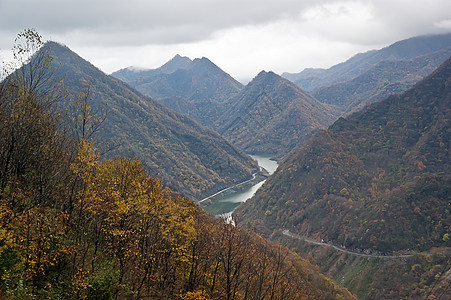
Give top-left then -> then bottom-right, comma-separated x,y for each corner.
203,154 -> 278,217
251,154 -> 278,175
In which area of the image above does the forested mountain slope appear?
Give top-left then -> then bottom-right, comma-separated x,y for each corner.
112,55 -> 243,127
48,42 -> 257,200
236,57 -> 451,299
237,57 -> 451,253
216,71 -> 338,156
0,35 -> 355,299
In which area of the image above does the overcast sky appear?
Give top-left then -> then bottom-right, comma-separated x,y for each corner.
1,0 -> 451,82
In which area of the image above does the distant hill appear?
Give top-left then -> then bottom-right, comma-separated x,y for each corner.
112,54 -> 193,82
283,33 -> 451,93
112,55 -> 243,127
215,71 -> 339,156
237,57 -> 451,253
313,47 -> 451,114
47,42 -> 258,200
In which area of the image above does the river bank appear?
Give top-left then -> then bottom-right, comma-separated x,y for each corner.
200,154 -> 278,217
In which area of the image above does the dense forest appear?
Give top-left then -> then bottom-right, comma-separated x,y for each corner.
0,30 -> 354,299
237,56 -> 450,252
235,54 -> 451,299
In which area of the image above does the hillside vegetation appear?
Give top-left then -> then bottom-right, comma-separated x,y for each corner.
236,56 -> 451,299
47,42 -> 258,201
237,57 -> 451,252
278,232 -> 451,299
0,30 -> 354,299
216,71 -> 338,156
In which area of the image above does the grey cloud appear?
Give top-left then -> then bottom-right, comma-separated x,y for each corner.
0,0 -> 322,47
2,0 -> 449,50
1,0 -> 450,80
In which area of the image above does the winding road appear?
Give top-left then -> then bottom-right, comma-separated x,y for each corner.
198,172 -> 258,203
282,230 -> 414,259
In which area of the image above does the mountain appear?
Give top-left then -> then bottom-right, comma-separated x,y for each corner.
237,57 -> 451,251
236,57 -> 451,299
313,47 -> 451,114
47,42 -> 258,200
283,33 -> 451,93
112,55 -> 243,127
215,71 -> 339,156
0,49 -> 355,299
112,54 -> 193,82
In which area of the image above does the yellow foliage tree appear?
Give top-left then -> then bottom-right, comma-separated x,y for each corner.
72,140 -> 197,297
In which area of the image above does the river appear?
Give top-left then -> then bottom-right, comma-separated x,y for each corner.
203,154 -> 278,218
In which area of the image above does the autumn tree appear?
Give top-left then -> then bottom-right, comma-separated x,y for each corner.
0,29 -> 76,297
0,29 -> 354,300
71,140 -> 198,298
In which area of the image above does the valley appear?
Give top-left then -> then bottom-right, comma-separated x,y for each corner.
1,28 -> 450,299
0,31 -> 355,299
235,51 -> 451,298
91,32 -> 451,299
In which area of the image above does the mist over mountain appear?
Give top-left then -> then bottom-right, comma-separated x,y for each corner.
283,33 -> 451,93
313,47 -> 451,114
112,55 -> 243,127
47,42 -> 258,200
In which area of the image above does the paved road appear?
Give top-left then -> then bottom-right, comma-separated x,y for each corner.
282,230 -> 414,259
198,173 -> 258,203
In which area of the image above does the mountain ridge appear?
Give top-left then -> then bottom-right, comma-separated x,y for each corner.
283,33 -> 451,93
215,71 -> 339,156
237,56 -> 451,252
111,54 -> 243,127
313,47 -> 451,114
47,41 -> 258,200
235,56 -> 451,299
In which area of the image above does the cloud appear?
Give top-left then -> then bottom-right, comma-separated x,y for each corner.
0,0 -> 323,47
1,0 -> 450,80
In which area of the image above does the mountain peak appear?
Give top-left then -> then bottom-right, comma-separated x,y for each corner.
284,32 -> 451,92
217,68 -> 337,156
44,40 -> 64,48
169,54 -> 191,63
193,56 -> 210,62
158,54 -> 192,74
237,55 -> 451,251
251,70 -> 279,80
43,42 -> 257,200
45,41 -> 73,56
192,56 -> 218,68
248,71 -> 284,87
